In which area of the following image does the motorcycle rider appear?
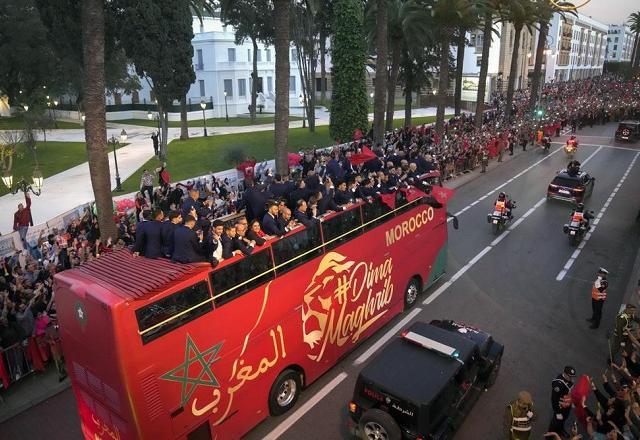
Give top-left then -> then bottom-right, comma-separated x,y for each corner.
495,192 -> 515,219
567,160 -> 581,176
569,203 -> 593,230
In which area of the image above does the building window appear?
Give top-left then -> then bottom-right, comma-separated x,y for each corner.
289,76 -> 296,93
267,76 -> 273,93
199,80 -> 206,96
291,48 -> 298,61
228,48 -> 236,62
615,37 -> 618,42
614,45 -> 617,50
256,49 -> 261,62
248,48 -> 251,61
476,56 -> 482,67
132,90 -> 139,104
224,79 -> 233,97
612,52 -> 616,58
196,49 -> 203,70
238,78 -> 246,97
266,49 -> 272,62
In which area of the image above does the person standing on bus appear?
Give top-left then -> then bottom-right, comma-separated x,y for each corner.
172,215 -> 206,264
221,224 -> 242,259
294,200 -> 319,228
161,211 -> 182,258
181,189 -> 201,220
206,219 -> 225,264
133,209 -> 165,258
263,200 -> 288,236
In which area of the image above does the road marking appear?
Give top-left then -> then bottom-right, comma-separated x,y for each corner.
550,142 -> 640,152
262,372 -> 349,440
555,151 -> 640,281
450,145 -> 564,219
352,307 -> 423,366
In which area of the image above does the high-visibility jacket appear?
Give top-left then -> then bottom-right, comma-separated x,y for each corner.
572,212 -> 584,223
508,404 -> 532,439
495,200 -> 506,212
592,276 -> 607,301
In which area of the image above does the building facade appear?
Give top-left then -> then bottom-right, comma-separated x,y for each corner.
605,25 -> 634,62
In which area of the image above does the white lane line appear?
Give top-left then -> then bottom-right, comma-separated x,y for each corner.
550,142 -> 640,152
555,151 -> 640,281
491,230 -> 511,246
450,145 -> 564,218
353,307 -> 423,365
263,372 -> 349,440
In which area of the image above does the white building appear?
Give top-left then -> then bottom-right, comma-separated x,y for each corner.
605,24 -> 634,62
539,13 -> 608,82
105,14 -> 303,120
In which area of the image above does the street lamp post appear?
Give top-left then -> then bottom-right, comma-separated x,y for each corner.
200,100 -> 208,136
52,100 -> 59,128
1,166 -> 44,196
109,129 -> 126,192
299,94 -> 306,128
224,91 -> 229,122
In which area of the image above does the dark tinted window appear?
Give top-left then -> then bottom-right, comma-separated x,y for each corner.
272,224 -> 322,274
362,198 -> 393,231
551,176 -> 580,188
137,281 -> 212,344
211,249 -> 275,307
322,208 -> 362,250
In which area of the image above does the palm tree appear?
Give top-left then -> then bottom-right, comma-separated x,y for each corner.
629,12 -> 640,69
81,0 -> 117,240
274,0 -> 290,175
499,0 -> 538,120
474,0 -> 501,128
372,0 -> 389,144
453,2 -> 481,116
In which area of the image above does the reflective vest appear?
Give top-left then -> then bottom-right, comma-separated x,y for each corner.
592,277 -> 607,301
495,200 -> 506,212
509,404 -> 532,433
559,394 -> 572,409
572,212 -> 584,223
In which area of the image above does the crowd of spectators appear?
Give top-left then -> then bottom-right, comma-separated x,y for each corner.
1,74 -> 639,392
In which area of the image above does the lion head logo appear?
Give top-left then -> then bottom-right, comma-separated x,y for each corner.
302,252 -> 354,357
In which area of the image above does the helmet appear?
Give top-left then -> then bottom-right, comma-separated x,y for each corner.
498,192 -> 506,200
576,203 -> 584,211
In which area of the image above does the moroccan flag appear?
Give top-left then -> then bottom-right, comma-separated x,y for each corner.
160,168 -> 171,184
571,375 -> 591,427
400,186 -> 427,202
348,146 -> 377,165
432,186 -> 456,205
380,193 -> 396,210
287,153 -> 302,167
0,351 -> 9,389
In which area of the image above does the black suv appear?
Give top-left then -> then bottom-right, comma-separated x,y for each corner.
547,169 -> 595,204
348,320 -> 503,440
615,121 -> 640,142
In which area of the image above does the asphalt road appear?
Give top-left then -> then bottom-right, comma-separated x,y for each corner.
2,122 -> 639,440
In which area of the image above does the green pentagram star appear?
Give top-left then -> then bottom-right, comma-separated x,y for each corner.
160,334 -> 224,407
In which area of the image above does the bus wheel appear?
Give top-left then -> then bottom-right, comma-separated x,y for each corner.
404,278 -> 420,310
269,369 -> 302,416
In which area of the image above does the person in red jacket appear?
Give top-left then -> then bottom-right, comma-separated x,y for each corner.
13,193 -> 33,249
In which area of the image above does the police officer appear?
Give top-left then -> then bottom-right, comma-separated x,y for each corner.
611,304 -> 637,358
587,267 -> 608,329
481,149 -> 489,173
548,366 -> 575,436
504,391 -> 535,439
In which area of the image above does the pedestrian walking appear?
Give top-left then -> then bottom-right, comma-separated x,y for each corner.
481,149 -> 489,173
587,267 -> 608,329
498,143 -> 504,162
504,391 -> 535,439
548,366 -> 575,437
508,139 -> 514,156
151,131 -> 159,156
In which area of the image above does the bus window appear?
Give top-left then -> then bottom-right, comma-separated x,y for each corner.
272,224 -> 322,275
211,249 -> 275,307
322,208 -> 362,251
136,281 -> 212,344
362,198 -> 393,231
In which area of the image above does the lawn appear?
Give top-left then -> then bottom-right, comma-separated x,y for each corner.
119,114 -> 443,193
113,115 -> 302,128
0,141 -> 92,196
0,116 -> 82,130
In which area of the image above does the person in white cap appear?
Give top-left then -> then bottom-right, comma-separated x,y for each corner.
587,267 -> 609,329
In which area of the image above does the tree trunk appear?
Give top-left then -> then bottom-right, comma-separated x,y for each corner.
158,105 -> 169,159
320,30 -> 327,104
274,0 -> 290,175
250,37 -> 258,124
436,33 -> 450,135
505,23 -> 523,120
179,95 -> 189,140
454,28 -> 466,116
385,38 -> 401,133
529,21 -> 548,109
81,0 -> 117,241
307,50 -> 316,132
475,11 -> 492,128
372,0 -> 388,144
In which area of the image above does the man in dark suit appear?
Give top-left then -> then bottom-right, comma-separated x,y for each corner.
288,179 -> 310,210
243,180 -> 268,222
133,209 -> 165,258
181,189 -> 201,219
294,199 -> 319,228
269,174 -> 292,199
262,200 -> 288,236
334,180 -> 354,205
221,223 -> 242,259
161,210 -> 182,258
172,215 -> 206,263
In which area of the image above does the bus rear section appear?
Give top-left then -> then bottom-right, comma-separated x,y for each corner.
54,272 -> 137,440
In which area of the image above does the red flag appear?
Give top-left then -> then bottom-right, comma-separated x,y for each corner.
399,186 -> 427,202
287,153 -> 302,167
379,193 -> 396,210
160,168 -> 171,184
432,186 -> 456,205
348,146 -> 377,165
571,375 -> 591,427
0,351 -> 9,389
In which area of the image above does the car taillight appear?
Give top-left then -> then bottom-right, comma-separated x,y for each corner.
349,402 -> 358,413
573,187 -> 584,192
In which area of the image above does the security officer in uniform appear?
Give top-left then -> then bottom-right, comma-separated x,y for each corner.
504,391 -> 535,439
481,148 -> 489,173
548,366 -> 576,436
611,304 -> 637,358
587,267 -> 608,329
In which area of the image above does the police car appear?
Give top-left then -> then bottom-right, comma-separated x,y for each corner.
348,320 -> 504,440
615,121 -> 640,142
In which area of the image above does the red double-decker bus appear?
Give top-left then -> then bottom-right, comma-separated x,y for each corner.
55,188 -> 452,440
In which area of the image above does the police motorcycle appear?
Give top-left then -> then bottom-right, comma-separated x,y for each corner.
563,203 -> 593,246
487,193 -> 516,235
565,136 -> 578,158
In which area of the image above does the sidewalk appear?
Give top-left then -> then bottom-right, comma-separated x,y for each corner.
0,106 -> 453,234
